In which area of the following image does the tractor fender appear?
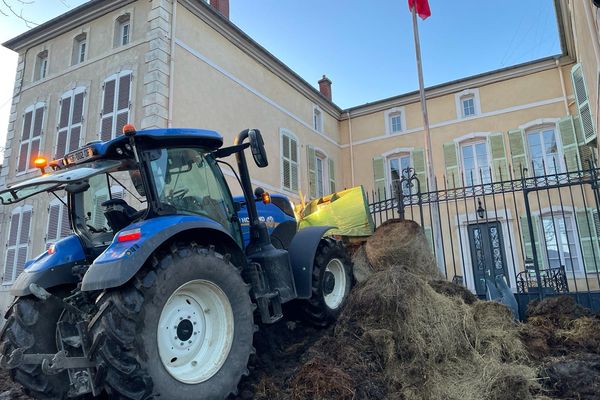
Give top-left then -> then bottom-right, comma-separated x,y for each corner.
10,235 -> 85,297
288,226 -> 334,299
81,215 -> 243,292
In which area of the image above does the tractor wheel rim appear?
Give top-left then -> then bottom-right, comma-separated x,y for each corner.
157,279 -> 234,384
323,258 -> 347,310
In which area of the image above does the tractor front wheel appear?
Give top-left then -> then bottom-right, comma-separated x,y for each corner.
91,245 -> 255,400
301,238 -> 353,326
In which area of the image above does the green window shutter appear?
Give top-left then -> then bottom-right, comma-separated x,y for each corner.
576,209 -> 600,273
574,115 -> 596,170
372,156 -> 386,197
423,226 -> 434,251
411,147 -> 427,192
508,129 -> 528,179
557,116 -> 581,172
571,64 -> 596,143
520,215 -> 544,268
487,133 -> 508,181
443,142 -> 459,188
328,158 -> 335,193
307,145 -> 316,198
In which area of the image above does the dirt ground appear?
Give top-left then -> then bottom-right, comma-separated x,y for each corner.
0,220 -> 598,399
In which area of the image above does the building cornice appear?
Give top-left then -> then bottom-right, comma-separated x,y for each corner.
2,0 -> 136,51
177,0 -> 342,118
342,55 -> 575,119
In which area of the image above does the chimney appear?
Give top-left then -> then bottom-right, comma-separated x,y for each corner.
318,75 -> 332,101
210,0 -> 230,19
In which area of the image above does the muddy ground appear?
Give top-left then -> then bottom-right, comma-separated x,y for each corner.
0,299 -> 598,399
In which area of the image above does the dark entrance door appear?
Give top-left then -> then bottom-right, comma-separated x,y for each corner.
467,221 -> 510,296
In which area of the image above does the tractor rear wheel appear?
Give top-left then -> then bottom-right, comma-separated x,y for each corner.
0,295 -> 71,399
301,238 -> 353,326
91,245 -> 255,400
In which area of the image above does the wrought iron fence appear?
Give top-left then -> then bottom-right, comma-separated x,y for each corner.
367,159 -> 600,315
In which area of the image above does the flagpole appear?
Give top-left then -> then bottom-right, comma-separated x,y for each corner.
411,5 -> 445,272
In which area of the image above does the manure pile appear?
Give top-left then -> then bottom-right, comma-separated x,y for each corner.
235,219 -> 600,400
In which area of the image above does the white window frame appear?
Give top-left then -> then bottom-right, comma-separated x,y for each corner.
3,205 -> 33,285
280,129 -> 299,193
384,106 -> 406,135
114,13 -> 132,48
46,197 -> 70,247
454,88 -> 480,119
538,210 -> 584,273
100,70 -> 133,140
34,51 -> 48,81
56,87 -> 86,158
312,105 -> 323,133
525,125 -> 565,177
72,33 -> 88,65
17,102 -> 46,176
459,139 -> 492,187
386,152 -> 413,196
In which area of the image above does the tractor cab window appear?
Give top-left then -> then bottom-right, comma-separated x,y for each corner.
75,170 -> 146,246
147,147 -> 237,232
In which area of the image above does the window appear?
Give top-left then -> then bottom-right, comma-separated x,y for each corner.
461,141 -> 491,187
56,88 -> 86,158
72,33 -> 87,65
281,130 -> 299,192
17,102 -> 45,173
46,198 -> 71,248
384,107 -> 406,135
455,89 -> 480,119
114,14 -> 131,47
526,126 -> 561,176
100,70 -> 132,141
388,153 -> 412,196
313,106 -> 323,133
462,96 -> 475,117
34,51 -> 48,81
541,213 -> 581,272
390,113 -> 402,133
3,206 -> 32,284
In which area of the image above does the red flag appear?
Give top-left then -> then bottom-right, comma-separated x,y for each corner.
408,0 -> 431,20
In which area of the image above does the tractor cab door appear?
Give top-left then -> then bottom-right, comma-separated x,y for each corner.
145,147 -> 243,247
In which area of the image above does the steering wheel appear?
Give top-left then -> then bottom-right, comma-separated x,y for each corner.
87,224 -> 107,233
170,188 -> 189,199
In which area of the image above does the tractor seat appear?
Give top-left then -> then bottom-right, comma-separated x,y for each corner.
101,198 -> 143,233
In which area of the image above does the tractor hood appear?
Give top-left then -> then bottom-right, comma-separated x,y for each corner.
0,159 -> 122,205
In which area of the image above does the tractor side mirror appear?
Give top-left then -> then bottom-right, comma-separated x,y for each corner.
248,129 -> 268,168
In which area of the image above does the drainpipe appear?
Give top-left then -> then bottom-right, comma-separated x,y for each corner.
168,0 -> 177,128
556,58 -> 570,114
347,111 -> 355,186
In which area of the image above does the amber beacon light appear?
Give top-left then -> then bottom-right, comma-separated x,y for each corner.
33,157 -> 48,174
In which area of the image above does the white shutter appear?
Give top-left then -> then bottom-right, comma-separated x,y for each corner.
116,73 -> 131,137
46,203 -> 61,245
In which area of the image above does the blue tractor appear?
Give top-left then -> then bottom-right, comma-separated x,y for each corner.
0,127 -> 353,399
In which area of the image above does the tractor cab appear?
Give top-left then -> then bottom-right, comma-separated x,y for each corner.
0,128 -> 241,253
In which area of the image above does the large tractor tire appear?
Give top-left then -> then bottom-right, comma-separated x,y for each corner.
301,238 -> 353,326
0,296 -> 71,399
91,244 -> 255,400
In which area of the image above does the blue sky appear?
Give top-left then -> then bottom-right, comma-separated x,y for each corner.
0,0 -> 561,152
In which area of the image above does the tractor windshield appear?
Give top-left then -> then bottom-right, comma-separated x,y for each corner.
146,147 -> 238,233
